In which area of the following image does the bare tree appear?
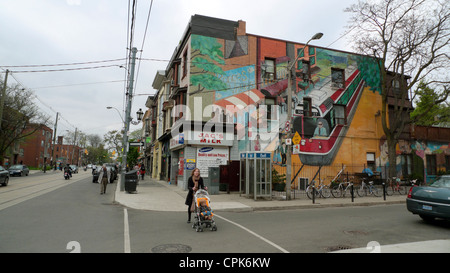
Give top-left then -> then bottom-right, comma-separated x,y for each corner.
0,82 -> 50,164
104,130 -> 123,158
345,0 -> 450,177
86,134 -> 102,148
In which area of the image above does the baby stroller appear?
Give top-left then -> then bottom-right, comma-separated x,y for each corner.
192,189 -> 217,232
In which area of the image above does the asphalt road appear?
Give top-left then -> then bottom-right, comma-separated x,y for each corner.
0,172 -> 448,253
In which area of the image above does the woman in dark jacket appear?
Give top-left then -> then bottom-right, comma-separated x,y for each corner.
185,168 -> 207,223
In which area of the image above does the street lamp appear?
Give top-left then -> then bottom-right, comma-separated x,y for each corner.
286,32 -> 323,200
130,108 -> 144,125
106,106 -> 124,123
136,108 -> 144,121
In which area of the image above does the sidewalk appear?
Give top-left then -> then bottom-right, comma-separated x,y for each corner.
114,176 -> 407,212
114,177 -> 450,253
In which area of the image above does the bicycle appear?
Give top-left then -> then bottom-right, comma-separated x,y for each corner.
306,179 -> 331,199
385,177 -> 406,196
331,177 -> 354,198
357,177 -> 380,197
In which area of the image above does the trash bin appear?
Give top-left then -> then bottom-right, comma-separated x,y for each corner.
125,170 -> 138,193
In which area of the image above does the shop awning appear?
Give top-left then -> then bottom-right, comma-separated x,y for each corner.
214,89 -> 265,113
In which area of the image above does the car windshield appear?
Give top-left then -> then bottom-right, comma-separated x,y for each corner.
429,176 -> 450,188
9,165 -> 22,170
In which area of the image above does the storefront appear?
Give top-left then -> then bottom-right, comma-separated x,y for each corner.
170,120 -> 238,190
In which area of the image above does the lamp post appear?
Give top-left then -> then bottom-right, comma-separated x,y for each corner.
106,106 -> 124,123
107,106 -> 145,191
286,33 -> 323,200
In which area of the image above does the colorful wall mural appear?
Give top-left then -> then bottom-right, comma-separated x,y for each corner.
186,30 -> 448,181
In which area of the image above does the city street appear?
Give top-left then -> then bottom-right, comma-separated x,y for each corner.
0,172 -> 448,253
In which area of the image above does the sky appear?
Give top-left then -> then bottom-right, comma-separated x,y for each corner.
0,0 -> 359,143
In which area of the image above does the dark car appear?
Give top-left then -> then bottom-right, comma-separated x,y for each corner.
8,164 -> 30,177
92,166 -> 115,183
407,175 -> 450,221
105,163 -> 118,181
0,166 -> 10,186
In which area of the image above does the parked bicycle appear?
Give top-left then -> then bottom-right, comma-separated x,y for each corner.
357,177 -> 380,197
331,177 -> 354,198
385,177 -> 406,196
306,179 -> 331,199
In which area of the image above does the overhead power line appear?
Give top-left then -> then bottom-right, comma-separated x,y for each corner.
7,64 -> 126,73
1,58 -> 126,68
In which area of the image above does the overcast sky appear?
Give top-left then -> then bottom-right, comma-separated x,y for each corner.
0,0 -> 358,142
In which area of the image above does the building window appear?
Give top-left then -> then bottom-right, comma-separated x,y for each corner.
331,68 -> 345,88
300,61 -> 310,82
262,58 -> 275,80
444,155 -> 450,173
400,154 -> 412,177
392,79 -> 401,95
426,154 -> 437,175
297,47 -> 305,59
182,50 -> 188,78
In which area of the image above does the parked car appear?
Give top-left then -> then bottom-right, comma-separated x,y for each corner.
407,175 -> 450,221
105,163 -> 118,180
0,166 -> 10,186
8,164 -> 30,177
92,166 -> 115,183
69,165 -> 78,173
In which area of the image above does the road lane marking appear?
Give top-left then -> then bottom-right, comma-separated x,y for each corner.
214,214 -> 289,253
124,208 -> 131,253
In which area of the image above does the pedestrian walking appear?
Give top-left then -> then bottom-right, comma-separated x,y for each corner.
98,164 -> 110,194
185,168 -> 207,223
140,164 -> 145,180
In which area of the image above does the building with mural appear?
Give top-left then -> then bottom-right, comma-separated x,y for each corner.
146,15 -> 449,190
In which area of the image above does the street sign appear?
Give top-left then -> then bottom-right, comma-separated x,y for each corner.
292,131 -> 301,145
292,144 -> 300,154
129,142 -> 144,147
284,121 -> 290,132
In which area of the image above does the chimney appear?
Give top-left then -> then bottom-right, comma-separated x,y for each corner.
237,20 -> 246,36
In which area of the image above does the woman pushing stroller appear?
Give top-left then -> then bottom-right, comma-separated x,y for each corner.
185,168 -> 207,223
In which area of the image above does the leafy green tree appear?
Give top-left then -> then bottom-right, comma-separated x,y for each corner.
411,82 -> 450,126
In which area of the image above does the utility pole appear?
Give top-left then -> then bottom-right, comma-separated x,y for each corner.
71,127 -> 78,165
51,112 -> 59,169
0,69 -> 9,131
286,33 -> 323,200
120,47 -> 138,191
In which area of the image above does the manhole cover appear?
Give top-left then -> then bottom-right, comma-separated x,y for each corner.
344,230 -> 368,235
326,245 -> 353,252
151,244 -> 192,253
